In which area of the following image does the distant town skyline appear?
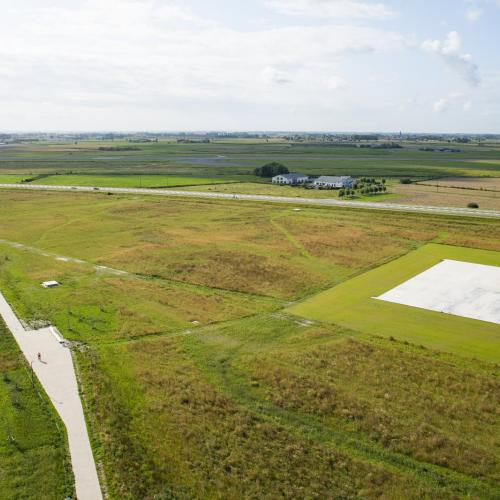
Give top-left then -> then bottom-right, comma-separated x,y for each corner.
1,0 -> 499,132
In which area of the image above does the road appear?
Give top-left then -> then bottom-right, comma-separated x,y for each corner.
1,183 -> 499,219
0,290 -> 103,500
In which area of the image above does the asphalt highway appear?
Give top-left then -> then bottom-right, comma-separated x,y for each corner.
1,183 -> 499,219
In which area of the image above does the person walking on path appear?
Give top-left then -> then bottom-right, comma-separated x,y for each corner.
37,352 -> 41,362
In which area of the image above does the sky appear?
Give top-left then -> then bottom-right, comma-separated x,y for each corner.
0,0 -> 499,132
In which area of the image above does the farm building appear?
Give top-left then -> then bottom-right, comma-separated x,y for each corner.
312,176 -> 354,189
272,173 -> 309,185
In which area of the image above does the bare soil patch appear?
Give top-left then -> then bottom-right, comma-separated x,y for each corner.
390,181 -> 500,209
418,177 -> 500,191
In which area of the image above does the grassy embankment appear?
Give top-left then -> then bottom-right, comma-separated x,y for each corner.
0,321 -> 73,499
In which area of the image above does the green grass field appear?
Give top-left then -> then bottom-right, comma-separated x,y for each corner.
288,243 -> 500,362
0,321 -> 73,499
76,314 -> 500,499
0,189 -> 499,498
0,174 -> 27,184
30,174 -> 235,188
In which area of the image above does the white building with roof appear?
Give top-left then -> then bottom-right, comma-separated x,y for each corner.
272,173 -> 309,185
312,176 -> 354,189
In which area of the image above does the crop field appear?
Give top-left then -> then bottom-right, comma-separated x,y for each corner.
1,139 -> 500,181
288,243 -> 500,362
0,188 -> 499,498
0,321 -> 73,499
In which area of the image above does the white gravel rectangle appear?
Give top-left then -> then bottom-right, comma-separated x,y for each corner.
375,259 -> 500,325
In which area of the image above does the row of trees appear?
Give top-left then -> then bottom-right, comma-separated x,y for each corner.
356,177 -> 386,185
339,185 -> 387,197
339,189 -> 355,197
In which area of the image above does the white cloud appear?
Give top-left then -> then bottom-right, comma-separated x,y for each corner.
433,92 -> 467,113
0,0 -> 497,132
0,1 -> 403,113
463,100 -> 473,111
261,66 -> 292,85
463,0 -> 500,19
433,98 -> 449,113
326,75 -> 348,90
263,0 -> 395,19
465,7 -> 483,20
422,31 -> 480,86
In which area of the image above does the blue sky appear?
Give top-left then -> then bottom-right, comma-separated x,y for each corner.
0,0 -> 499,132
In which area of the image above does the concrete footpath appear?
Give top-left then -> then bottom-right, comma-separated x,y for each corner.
0,290 -> 103,500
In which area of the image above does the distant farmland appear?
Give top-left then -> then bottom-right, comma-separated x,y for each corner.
1,138 -> 500,180
0,138 -> 499,498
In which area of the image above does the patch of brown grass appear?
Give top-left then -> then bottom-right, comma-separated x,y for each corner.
243,338 -> 500,483
278,214 -> 412,267
77,338 -> 449,499
391,183 -> 500,210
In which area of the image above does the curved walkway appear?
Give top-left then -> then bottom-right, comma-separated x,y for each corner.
0,290 -> 102,500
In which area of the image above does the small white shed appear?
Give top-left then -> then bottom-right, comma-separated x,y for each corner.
42,281 -> 60,288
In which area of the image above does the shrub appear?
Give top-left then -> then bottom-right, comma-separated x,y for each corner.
400,178 -> 412,184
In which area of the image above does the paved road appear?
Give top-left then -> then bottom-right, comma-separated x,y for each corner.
1,182 -> 499,219
0,290 -> 103,500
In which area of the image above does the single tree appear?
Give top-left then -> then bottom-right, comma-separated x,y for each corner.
254,162 -> 289,178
